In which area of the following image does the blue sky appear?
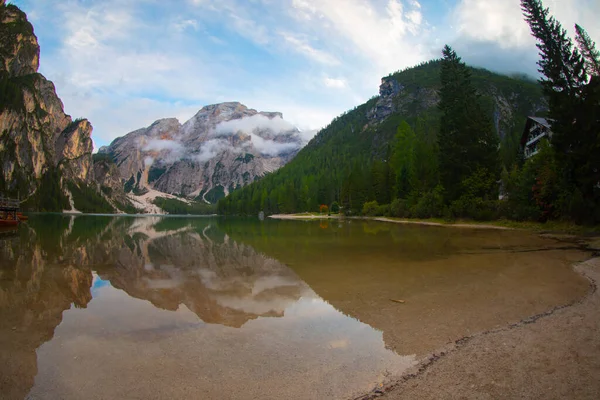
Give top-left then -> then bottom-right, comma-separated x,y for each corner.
10,0 -> 600,149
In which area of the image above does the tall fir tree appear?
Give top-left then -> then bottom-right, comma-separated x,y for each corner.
438,45 -> 499,202
521,0 -> 600,221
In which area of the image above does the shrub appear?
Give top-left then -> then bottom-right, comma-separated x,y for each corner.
376,204 -> 390,216
390,199 -> 410,218
330,201 -> 340,213
362,200 -> 379,216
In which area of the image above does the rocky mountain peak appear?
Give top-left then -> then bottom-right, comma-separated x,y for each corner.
1,2 -> 96,207
0,1 -> 39,76
104,102 -> 302,204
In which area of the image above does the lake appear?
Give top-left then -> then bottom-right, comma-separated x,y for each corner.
0,215 -> 589,399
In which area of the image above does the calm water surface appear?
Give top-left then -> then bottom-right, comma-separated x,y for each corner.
0,215 -> 589,399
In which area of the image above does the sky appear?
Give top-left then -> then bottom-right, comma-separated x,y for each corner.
10,0 -> 600,150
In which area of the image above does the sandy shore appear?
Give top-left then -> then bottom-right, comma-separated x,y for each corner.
357,256 -> 600,400
269,213 -> 341,220
269,214 -> 512,230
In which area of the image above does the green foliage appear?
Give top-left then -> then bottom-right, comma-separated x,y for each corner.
575,24 -> 600,77
390,121 -> 416,198
438,45 -> 499,202
67,182 -> 115,214
330,201 -> 340,213
362,200 -> 379,216
21,168 -> 70,212
92,153 -> 114,164
205,185 -> 226,203
152,197 -> 216,215
147,165 -> 166,183
521,0 -> 600,223
235,153 -> 255,163
218,55 -> 543,221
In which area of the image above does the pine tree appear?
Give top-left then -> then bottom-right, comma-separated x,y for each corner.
521,0 -> 600,221
575,24 -> 600,77
438,45 -> 499,202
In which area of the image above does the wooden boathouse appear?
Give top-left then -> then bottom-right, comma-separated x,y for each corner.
0,196 -> 20,225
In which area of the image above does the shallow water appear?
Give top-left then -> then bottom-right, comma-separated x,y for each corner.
0,215 -> 589,399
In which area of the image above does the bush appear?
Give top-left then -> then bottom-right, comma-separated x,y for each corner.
410,185 -> 445,218
362,200 -> 379,216
330,201 -> 340,213
451,197 -> 498,221
390,199 -> 410,218
376,204 -> 390,216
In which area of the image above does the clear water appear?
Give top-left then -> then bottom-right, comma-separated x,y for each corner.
0,215 -> 588,399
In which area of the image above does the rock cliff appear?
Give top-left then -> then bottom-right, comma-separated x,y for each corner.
0,2 -> 94,205
103,102 -> 302,203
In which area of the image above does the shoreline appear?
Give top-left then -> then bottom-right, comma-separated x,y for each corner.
269,213 -> 600,234
268,214 -> 512,230
357,254 -> 600,400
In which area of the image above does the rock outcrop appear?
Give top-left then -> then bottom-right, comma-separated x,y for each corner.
103,102 -> 302,203
368,63 -> 546,140
0,2 -> 94,201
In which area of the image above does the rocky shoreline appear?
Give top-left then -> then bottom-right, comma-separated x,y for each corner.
356,254 -> 600,400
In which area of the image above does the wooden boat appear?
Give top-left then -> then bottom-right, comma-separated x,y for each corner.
17,212 -> 28,221
0,218 -> 19,227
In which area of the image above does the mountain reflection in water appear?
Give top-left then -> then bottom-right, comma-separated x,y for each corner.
0,215 -> 416,400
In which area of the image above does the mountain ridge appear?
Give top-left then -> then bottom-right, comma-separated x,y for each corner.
101,101 -> 303,205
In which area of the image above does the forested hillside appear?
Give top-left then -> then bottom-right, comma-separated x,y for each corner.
218,60 -> 544,217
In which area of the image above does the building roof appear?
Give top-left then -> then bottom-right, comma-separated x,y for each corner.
528,116 -> 551,128
521,116 -> 553,146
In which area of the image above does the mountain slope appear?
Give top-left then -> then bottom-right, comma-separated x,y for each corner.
102,102 -> 302,204
0,1 -> 117,212
219,60 -> 545,215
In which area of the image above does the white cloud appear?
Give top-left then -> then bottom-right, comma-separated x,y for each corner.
192,139 -> 232,162
142,139 -> 184,153
173,19 -> 199,32
249,134 -> 301,157
280,32 -> 340,65
290,0 -> 429,75
451,0 -> 600,74
323,77 -> 347,89
144,157 -> 155,167
214,114 -> 297,136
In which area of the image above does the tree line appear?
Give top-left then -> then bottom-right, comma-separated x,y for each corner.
219,0 -> 599,224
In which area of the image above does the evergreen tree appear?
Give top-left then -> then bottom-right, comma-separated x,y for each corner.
575,24 -> 600,77
521,0 -> 600,221
438,45 -> 499,202
390,121 -> 416,198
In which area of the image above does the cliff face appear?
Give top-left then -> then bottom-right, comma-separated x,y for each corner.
368,63 -> 546,140
0,2 -> 93,200
103,102 -> 302,203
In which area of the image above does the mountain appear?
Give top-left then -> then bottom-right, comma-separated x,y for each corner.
219,60 -> 546,215
101,102 -> 303,204
0,2 -> 93,195
0,1 -> 130,213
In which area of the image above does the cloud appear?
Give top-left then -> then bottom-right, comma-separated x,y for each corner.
324,77 -> 347,89
192,139 -> 233,162
214,114 -> 297,136
173,19 -> 199,32
249,134 -> 301,157
280,32 -> 340,65
450,0 -> 600,75
142,138 -> 185,153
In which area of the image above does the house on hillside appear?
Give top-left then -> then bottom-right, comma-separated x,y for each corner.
521,117 -> 553,159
